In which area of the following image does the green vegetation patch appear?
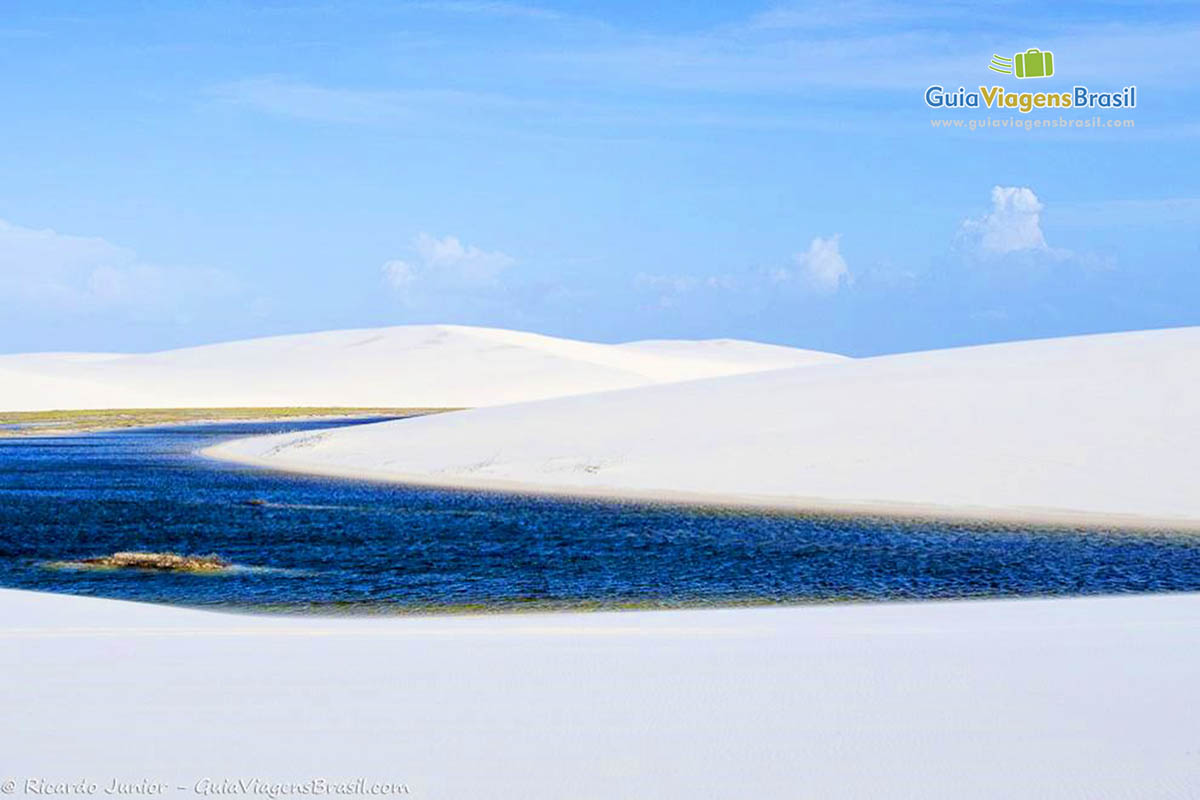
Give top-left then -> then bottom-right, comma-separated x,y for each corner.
0,407 -> 458,436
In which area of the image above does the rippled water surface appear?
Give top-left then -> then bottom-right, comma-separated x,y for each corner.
1,419 -> 1198,612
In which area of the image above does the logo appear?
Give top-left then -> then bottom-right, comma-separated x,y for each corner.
989,48 -> 1055,79
924,47 -> 1135,115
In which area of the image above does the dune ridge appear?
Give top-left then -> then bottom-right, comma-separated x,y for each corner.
208,326 -> 1200,528
0,324 -> 844,412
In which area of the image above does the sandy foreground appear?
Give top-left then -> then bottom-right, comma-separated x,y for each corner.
2,588 -> 1199,799
207,326 -> 1200,530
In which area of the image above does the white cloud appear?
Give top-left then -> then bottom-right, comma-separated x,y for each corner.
382,233 -> 515,299
792,234 -> 850,291
0,219 -> 237,319
634,273 -> 736,293
213,77 -> 405,124
960,186 -> 1049,255
414,232 -> 515,284
406,1 -> 568,21
635,236 -> 849,308
212,77 -> 538,127
544,13 -> 1198,94
634,272 -> 737,307
381,259 -> 418,289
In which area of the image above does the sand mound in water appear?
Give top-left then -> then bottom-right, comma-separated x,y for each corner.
55,551 -> 230,573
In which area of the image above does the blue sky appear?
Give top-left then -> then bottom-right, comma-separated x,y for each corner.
0,1 -> 1197,356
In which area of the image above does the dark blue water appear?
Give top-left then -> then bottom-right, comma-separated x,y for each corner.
1,419 -> 1198,612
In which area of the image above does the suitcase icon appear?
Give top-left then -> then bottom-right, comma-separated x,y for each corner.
1014,48 -> 1054,78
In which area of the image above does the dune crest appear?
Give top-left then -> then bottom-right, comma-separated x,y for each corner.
0,324 -> 844,412
209,327 -> 1200,528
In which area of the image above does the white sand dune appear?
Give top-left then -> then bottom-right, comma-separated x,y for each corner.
618,337 -> 831,370
3,587 -> 1199,799
0,325 -> 844,412
209,327 -> 1200,528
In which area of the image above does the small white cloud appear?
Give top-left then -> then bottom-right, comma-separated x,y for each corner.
381,259 -> 417,289
961,186 -> 1048,254
213,77 -> 404,125
635,273 -> 699,293
212,77 -> 535,127
635,237 -> 849,308
407,1 -> 567,21
382,233 -> 515,299
793,234 -> 849,291
412,233 -> 514,284
635,273 -> 698,308
634,272 -> 739,307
